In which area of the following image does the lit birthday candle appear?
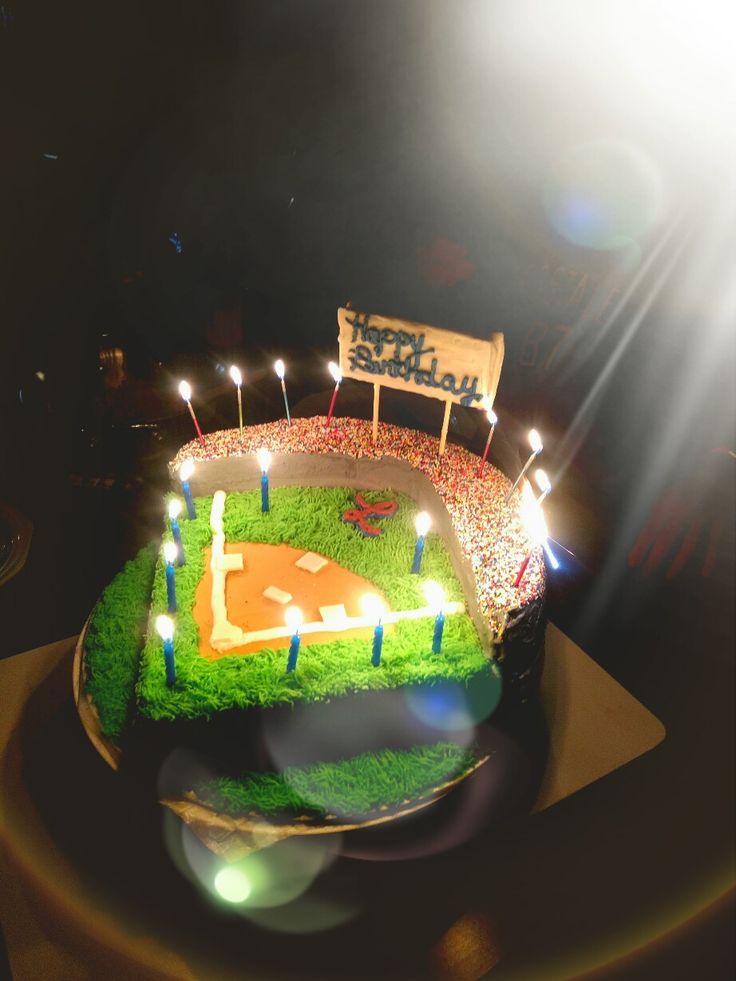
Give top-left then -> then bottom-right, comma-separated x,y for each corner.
229,365 -> 244,435
535,468 -> 552,505
274,359 -> 291,425
155,614 -> 176,687
257,447 -> 272,513
168,499 -> 185,565
423,580 -> 447,654
179,459 -> 196,519
178,380 -> 205,447
476,406 -> 498,478
411,511 -> 432,574
325,361 -> 342,427
507,429 -> 543,501
163,541 -> 178,613
285,606 -> 303,672
362,593 -> 386,667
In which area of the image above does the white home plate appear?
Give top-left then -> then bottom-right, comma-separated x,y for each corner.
263,585 -> 293,605
295,552 -> 329,574
319,604 -> 348,625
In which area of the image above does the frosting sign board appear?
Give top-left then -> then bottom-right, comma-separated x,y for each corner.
337,307 -> 504,408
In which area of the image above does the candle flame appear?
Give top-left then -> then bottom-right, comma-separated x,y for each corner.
179,459 -> 194,482
156,614 -> 174,640
415,511 -> 432,536
535,469 -> 551,494
422,579 -> 446,613
229,365 -> 242,386
328,361 -> 342,384
168,499 -> 182,519
163,541 -> 178,564
520,482 -> 549,545
486,407 -> 498,426
178,380 -> 192,402
274,358 -> 285,379
285,606 -> 303,632
256,447 -> 272,473
361,593 -> 386,623
529,429 -> 543,454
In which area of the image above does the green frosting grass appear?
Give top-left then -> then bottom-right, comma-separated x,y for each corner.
136,487 -> 490,722
84,544 -> 157,740
193,742 -> 479,819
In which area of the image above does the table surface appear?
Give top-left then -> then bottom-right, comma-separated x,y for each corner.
0,624 -> 664,980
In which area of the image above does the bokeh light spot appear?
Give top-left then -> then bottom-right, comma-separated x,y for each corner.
543,140 -> 665,250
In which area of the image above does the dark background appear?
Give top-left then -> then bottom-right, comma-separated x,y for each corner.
0,1 -> 733,978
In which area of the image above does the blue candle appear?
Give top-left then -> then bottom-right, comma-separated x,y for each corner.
168,500 -> 185,565
164,638 -> 176,686
432,611 -> 446,654
257,448 -> 272,514
156,615 -> 176,688
165,561 -> 177,613
170,517 -> 185,565
411,512 -> 431,575
411,535 -> 425,575
371,622 -> 384,667
182,480 -> 196,519
178,460 -> 197,518
286,631 -> 300,672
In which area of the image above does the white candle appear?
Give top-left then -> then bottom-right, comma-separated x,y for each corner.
507,429 -> 543,501
274,359 -> 292,425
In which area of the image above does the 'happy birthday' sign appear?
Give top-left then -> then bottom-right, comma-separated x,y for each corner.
337,308 -> 504,408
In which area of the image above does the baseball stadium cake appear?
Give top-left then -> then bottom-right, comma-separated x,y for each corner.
75,309 -> 549,852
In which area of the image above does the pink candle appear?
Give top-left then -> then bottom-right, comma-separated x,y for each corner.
326,361 -> 342,427
179,380 -> 205,446
514,551 -> 532,587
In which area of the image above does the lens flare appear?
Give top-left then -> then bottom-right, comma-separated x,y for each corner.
214,867 -> 251,903
543,140 -> 664,251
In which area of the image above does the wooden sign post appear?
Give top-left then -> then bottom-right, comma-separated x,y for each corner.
337,308 -> 504,454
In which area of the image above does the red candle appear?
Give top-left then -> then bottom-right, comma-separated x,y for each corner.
179,380 -> 205,447
514,551 -> 532,587
326,361 -> 342,427
476,408 -> 498,478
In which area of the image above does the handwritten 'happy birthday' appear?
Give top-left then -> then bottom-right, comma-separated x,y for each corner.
347,314 -> 482,406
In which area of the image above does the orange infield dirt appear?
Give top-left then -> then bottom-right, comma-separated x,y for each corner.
193,542 -> 393,659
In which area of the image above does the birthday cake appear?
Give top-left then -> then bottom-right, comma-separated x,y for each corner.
77,313 -> 548,848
